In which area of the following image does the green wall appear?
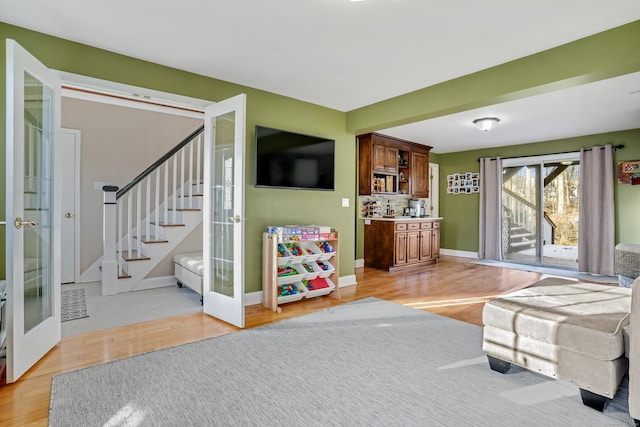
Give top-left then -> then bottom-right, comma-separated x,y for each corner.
435,130 -> 640,253
0,23 -> 356,291
3,20 -> 640,287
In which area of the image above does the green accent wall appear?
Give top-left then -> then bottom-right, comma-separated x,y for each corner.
2,20 -> 640,288
0,23 -> 356,290
436,130 -> 640,254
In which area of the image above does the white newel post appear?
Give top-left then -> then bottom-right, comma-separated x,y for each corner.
102,186 -> 120,295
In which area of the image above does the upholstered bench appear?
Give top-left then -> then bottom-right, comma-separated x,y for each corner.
482,277 -> 632,410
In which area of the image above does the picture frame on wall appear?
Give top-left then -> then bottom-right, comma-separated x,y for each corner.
447,172 -> 480,195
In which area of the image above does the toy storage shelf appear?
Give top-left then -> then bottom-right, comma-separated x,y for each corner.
262,232 -> 340,313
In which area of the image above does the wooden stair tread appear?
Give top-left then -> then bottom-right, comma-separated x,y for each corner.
120,250 -> 151,261
168,208 -> 201,212
118,273 -> 132,279
149,222 -> 185,227
135,236 -> 169,244
178,193 -> 203,197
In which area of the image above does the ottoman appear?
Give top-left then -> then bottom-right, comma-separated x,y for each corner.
482,277 -> 632,410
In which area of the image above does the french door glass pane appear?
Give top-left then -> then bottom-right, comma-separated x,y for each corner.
210,112 -> 235,297
502,165 -> 540,264
23,71 -> 53,333
542,162 -> 580,268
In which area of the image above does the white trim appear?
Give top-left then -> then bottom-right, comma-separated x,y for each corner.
440,248 -> 478,259
502,151 -> 579,167
354,258 -> 365,268
339,274 -> 358,287
427,163 -> 439,218
61,128 -> 82,284
244,291 -> 263,307
55,70 -> 212,115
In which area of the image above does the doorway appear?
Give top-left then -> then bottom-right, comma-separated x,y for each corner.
501,153 -> 580,268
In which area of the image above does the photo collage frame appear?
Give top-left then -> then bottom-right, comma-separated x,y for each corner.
447,172 -> 479,194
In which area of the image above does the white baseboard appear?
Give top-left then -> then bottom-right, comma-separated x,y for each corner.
339,274 -> 357,287
440,248 -> 478,259
245,291 -> 263,306
354,259 -> 364,268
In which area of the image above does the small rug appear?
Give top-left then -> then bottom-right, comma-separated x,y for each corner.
49,297 -> 633,426
61,288 -> 89,322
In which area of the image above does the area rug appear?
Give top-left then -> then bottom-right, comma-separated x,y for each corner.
49,297 -> 633,426
60,288 -> 89,322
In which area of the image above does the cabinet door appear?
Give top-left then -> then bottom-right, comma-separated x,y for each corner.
420,229 -> 433,260
373,144 -> 399,173
407,231 -> 420,263
372,144 -> 388,172
395,232 -> 407,265
431,229 -> 441,258
385,147 -> 399,173
411,151 -> 430,197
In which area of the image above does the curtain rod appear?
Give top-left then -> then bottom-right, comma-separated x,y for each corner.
478,144 -> 624,162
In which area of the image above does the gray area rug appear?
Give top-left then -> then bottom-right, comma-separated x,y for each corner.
60,289 -> 89,322
49,297 -> 633,426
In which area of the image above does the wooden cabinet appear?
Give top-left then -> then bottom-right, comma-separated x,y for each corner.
373,144 -> 398,173
410,151 -> 430,198
364,219 -> 440,271
358,133 -> 431,196
262,232 -> 340,313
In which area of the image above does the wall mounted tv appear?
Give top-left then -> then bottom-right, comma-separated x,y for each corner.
254,125 -> 335,191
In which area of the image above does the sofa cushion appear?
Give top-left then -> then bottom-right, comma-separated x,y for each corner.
483,277 -> 631,361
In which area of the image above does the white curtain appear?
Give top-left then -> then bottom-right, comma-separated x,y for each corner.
578,144 -> 614,275
478,157 -> 502,260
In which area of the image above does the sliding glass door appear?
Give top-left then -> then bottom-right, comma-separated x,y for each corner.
501,154 -> 580,269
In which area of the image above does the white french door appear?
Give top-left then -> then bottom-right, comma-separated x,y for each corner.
5,40 -> 62,382
202,94 -> 246,328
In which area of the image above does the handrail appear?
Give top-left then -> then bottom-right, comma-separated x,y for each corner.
116,125 -> 204,200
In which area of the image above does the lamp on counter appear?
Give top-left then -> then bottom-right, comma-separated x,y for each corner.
473,117 -> 500,131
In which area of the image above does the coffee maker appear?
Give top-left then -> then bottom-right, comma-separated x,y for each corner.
408,199 -> 426,217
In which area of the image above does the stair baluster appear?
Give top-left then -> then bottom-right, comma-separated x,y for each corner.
100,125 -> 204,295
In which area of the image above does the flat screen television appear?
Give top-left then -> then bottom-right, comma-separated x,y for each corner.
254,125 -> 335,191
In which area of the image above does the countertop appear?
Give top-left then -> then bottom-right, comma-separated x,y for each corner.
362,216 -> 442,222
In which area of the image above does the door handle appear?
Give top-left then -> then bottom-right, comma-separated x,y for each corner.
65,212 -> 73,218
14,217 -> 38,229
227,215 -> 241,223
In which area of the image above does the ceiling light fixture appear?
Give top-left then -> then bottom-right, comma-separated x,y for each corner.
473,117 -> 500,132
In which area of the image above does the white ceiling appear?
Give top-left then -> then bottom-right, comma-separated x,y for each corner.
2,0 -> 640,153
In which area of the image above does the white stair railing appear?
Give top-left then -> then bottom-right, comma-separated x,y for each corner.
101,126 -> 204,295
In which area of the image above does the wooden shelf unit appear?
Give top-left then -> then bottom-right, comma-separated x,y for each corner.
262,232 -> 340,313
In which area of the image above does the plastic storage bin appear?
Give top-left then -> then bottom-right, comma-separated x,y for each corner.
276,282 -> 308,304
303,277 -> 335,298
276,264 -> 308,285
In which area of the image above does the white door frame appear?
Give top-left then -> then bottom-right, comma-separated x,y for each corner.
60,128 -> 81,284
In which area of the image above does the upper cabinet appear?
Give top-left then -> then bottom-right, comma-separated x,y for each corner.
358,133 -> 432,197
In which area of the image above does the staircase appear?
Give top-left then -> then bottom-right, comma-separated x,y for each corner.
508,223 -> 536,252
100,126 -> 204,295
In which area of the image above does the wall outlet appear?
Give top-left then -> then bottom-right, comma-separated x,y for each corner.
341,198 -> 350,208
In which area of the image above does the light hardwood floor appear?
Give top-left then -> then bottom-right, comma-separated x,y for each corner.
0,256 -> 547,426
